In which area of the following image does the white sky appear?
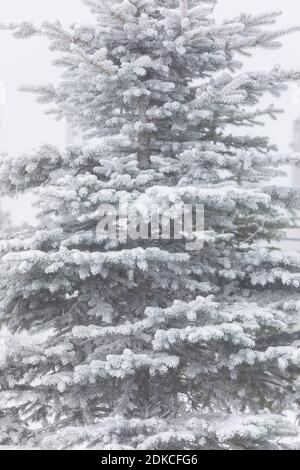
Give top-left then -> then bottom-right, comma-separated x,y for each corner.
0,0 -> 300,224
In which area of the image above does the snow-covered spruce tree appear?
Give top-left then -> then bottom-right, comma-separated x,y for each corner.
1,0 -> 300,450
0,205 -> 13,445
0,158 -> 12,240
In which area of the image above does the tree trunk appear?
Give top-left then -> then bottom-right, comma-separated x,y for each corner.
137,98 -> 151,170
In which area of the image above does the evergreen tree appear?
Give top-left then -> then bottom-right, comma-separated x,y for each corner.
1,0 -> 300,449
0,198 -> 13,446
0,145 -> 11,240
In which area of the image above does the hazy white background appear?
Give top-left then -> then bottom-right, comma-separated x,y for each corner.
1,0 -> 300,224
